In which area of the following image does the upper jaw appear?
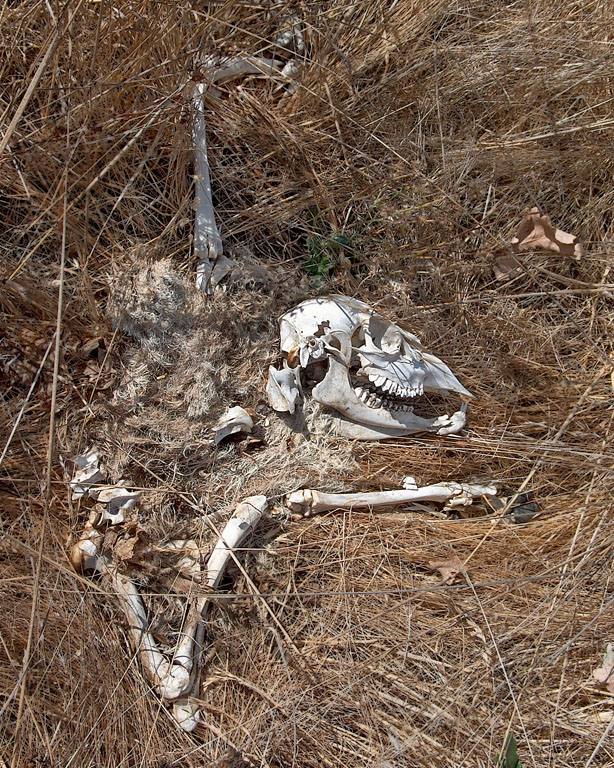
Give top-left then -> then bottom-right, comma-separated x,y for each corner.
312,353 -> 467,436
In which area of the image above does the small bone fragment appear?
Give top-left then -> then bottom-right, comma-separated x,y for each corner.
402,476 -> 418,490
266,364 -> 301,413
70,447 -> 103,498
93,483 -> 141,525
201,55 -> 283,86
213,406 -> 254,444
285,482 -> 496,517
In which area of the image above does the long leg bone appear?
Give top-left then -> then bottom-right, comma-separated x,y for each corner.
193,55 -> 299,293
71,495 -> 267,731
285,482 -> 496,517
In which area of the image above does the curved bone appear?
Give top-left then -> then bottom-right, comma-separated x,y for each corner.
313,339 -> 467,436
213,406 -> 254,444
71,496 -> 267,731
286,483 -> 497,517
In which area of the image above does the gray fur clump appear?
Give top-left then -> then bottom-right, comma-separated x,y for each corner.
99,258 -> 356,509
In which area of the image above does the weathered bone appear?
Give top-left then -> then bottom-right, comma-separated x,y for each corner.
266,363 -> 302,414
213,405 -> 254,444
193,55 -> 299,293
270,296 -> 472,439
71,496 -> 267,731
70,447 -> 103,498
92,483 -> 141,525
285,482 -> 496,517
193,81 -> 227,293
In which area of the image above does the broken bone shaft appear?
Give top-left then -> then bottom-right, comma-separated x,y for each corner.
285,482 -> 496,517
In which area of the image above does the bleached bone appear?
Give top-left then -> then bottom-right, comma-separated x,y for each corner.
71,496 -> 267,731
285,482 -> 496,517
193,55 -> 299,293
269,295 -> 472,439
193,81 -> 227,294
201,55 -> 284,86
213,405 -> 254,444
266,363 -> 302,414
92,483 -> 141,526
70,447 -> 103,498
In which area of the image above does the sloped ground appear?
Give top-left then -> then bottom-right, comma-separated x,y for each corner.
1,1 -> 614,766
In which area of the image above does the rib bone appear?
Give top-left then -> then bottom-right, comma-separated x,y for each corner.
285,482 -> 496,517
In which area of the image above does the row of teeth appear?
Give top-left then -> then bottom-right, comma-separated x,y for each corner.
353,386 -> 416,411
365,373 -> 423,398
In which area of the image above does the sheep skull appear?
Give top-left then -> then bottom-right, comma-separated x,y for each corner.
267,295 -> 472,440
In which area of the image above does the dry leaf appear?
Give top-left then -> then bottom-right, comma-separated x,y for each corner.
112,523 -> 147,563
512,207 -> 583,260
593,643 -> 614,694
428,555 -> 465,585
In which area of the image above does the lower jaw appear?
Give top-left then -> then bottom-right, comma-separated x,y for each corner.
312,359 -> 448,433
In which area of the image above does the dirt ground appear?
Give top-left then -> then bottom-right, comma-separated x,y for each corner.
1,2 -> 614,766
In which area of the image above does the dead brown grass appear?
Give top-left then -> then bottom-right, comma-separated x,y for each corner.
1,1 -> 614,766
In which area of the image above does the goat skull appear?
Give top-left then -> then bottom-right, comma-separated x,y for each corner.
268,295 -> 472,439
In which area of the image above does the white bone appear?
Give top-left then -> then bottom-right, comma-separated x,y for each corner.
213,405 -> 254,444
70,447 -> 103,498
285,482 -> 496,517
71,496 -> 267,731
402,476 -> 418,490
275,296 -> 472,439
193,81 -> 227,294
92,483 -> 141,525
266,364 -> 302,414
201,55 -> 283,85
194,55 -> 298,293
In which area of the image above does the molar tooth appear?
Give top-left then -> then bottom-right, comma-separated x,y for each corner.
360,390 -> 371,403
382,380 -> 392,392
354,386 -> 363,397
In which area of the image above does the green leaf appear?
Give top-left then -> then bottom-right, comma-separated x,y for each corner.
497,734 -> 522,768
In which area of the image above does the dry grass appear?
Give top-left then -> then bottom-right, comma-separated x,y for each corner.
1,1 -> 614,766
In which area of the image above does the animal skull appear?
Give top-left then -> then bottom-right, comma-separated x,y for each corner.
268,295 -> 472,439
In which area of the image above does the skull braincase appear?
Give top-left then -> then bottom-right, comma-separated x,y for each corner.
270,295 -> 472,439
